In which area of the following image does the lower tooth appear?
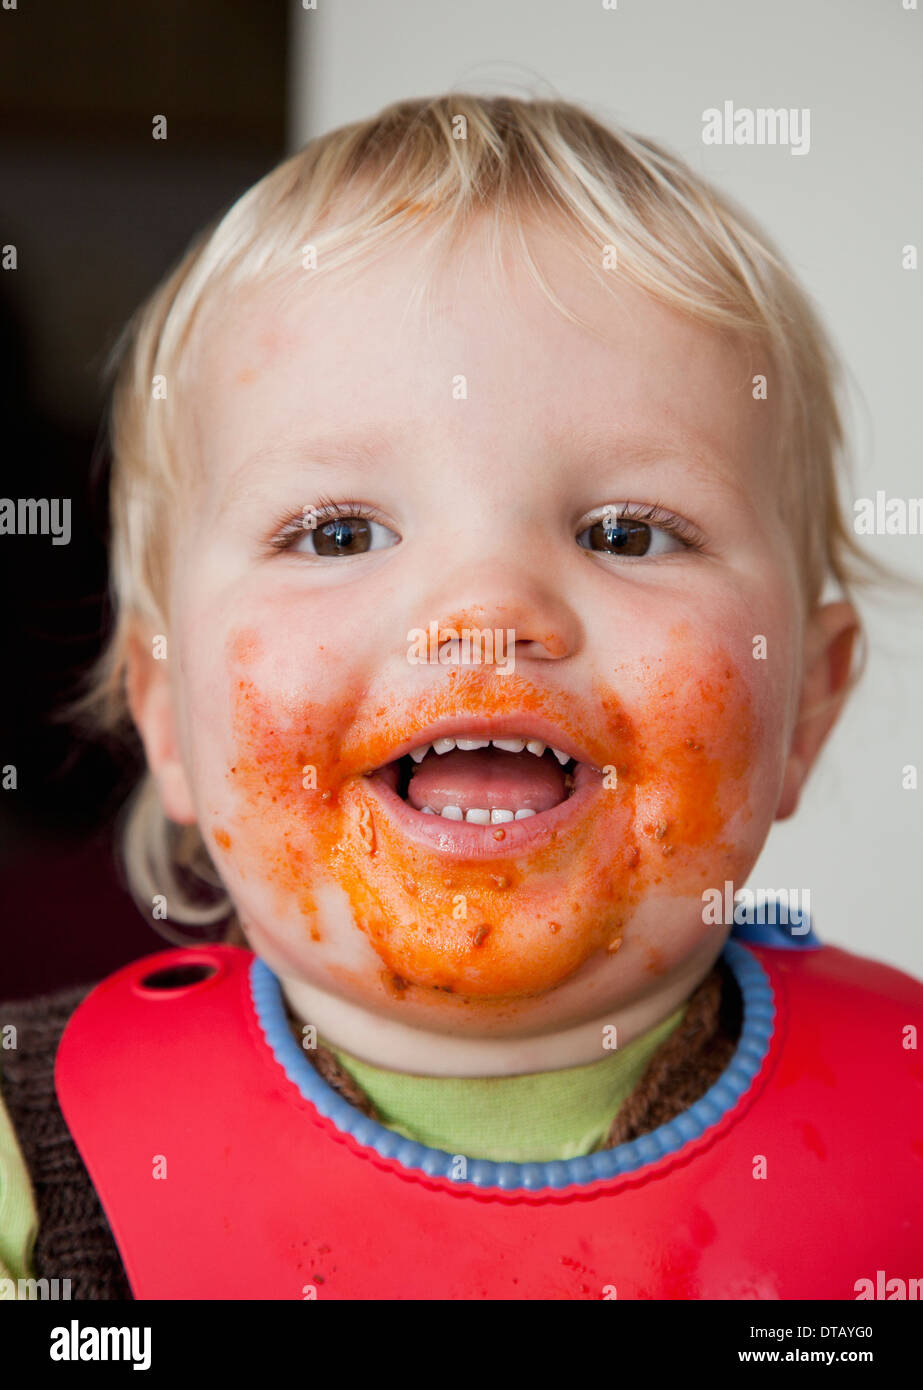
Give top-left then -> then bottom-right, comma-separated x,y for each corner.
423,805 -> 538,823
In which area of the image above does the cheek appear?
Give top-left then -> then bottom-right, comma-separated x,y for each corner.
623,655 -> 766,866
210,623 -> 773,1002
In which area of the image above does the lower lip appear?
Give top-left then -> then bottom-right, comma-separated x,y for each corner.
363,763 -> 602,861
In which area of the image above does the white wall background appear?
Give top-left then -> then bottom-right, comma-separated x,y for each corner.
288,0 -> 923,977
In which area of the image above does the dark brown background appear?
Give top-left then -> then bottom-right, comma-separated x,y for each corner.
0,0 -> 289,998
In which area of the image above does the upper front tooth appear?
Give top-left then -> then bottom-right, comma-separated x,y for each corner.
411,735 -> 569,761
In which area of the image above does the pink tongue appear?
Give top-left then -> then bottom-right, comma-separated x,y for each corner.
407,747 -> 567,813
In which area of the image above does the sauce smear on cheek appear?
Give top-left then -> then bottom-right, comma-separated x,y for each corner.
223,645 -> 758,1000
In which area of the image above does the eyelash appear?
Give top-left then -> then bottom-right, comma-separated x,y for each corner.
267,497 -> 388,552
584,501 -> 704,550
266,498 -> 705,554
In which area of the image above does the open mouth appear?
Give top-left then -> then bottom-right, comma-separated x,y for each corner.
366,729 -> 598,827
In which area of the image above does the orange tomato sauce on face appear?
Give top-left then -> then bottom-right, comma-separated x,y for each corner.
221,630 -> 757,1001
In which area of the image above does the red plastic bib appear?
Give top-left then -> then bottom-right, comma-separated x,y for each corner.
55,942 -> 923,1299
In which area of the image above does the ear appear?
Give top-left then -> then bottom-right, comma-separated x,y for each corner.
124,628 -> 197,825
775,600 -> 860,821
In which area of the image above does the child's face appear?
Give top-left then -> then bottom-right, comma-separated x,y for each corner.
134,217 -> 851,1038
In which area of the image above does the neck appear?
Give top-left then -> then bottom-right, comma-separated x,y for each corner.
276,952 -> 717,1077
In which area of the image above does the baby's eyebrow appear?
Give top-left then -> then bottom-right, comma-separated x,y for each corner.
215,420 -> 759,518
547,422 -> 759,507
214,428 -> 401,518
555,422 -> 732,482
235,429 -> 397,480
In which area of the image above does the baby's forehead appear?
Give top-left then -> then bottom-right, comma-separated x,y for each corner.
194,239 -> 754,385
190,215 -> 664,356
190,276 -> 303,379
186,236 -> 778,504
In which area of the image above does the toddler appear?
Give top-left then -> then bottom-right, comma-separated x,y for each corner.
2,93 -> 920,1301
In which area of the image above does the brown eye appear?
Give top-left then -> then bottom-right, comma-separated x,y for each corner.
584,517 -> 652,556
313,516 -> 373,556
576,509 -> 689,559
279,507 -> 400,560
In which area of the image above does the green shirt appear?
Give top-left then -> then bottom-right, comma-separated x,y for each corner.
0,1082 -> 38,1298
324,1004 -> 686,1162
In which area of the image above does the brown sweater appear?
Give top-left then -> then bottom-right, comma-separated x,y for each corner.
0,958 -> 740,1299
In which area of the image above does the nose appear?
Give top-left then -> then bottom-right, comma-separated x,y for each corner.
417,560 -> 583,663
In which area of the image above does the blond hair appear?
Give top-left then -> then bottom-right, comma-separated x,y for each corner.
76,92 -> 887,936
